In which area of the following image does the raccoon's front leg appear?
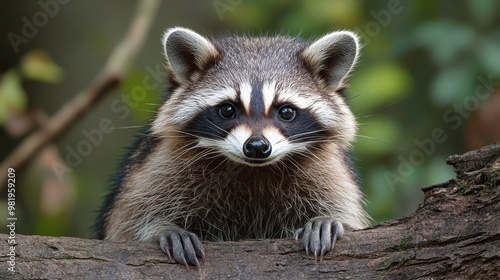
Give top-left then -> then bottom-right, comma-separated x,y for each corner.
294,217 -> 345,261
159,226 -> 205,267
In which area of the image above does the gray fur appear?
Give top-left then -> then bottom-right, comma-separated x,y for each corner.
99,28 -> 370,266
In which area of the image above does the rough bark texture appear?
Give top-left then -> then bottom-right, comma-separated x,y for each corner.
1,143 -> 499,279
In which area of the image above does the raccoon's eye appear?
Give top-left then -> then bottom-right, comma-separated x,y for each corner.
278,105 -> 296,121
219,103 -> 237,119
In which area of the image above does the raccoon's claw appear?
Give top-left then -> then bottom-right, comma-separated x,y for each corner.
159,227 -> 205,268
295,217 -> 344,261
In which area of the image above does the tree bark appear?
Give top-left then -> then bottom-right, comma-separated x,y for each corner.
2,143 -> 499,279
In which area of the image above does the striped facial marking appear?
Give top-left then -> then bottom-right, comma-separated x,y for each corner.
171,79 -> 355,166
275,87 -> 314,110
247,80 -> 314,117
159,86 -> 239,128
239,82 -> 252,115
249,80 -> 265,117
262,81 -> 276,116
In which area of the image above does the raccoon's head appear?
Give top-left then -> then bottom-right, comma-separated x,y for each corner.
153,28 -> 359,166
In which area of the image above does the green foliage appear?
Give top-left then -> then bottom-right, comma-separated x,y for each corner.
122,68 -> 162,121
350,63 -> 413,112
467,0 -> 498,27
413,20 -> 475,66
430,61 -> 476,105
20,50 -> 64,83
477,37 -> 500,75
281,0 -> 362,33
0,50 -> 64,125
0,70 -> 27,124
356,117 -> 401,157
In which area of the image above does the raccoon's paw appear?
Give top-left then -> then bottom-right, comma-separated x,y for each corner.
159,227 -> 205,268
294,217 -> 344,261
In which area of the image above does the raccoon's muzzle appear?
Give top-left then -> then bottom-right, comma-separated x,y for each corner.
243,134 -> 272,159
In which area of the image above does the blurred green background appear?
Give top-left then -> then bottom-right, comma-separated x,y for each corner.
1,0 -> 499,238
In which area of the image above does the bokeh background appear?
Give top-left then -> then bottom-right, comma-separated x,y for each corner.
1,0 -> 499,238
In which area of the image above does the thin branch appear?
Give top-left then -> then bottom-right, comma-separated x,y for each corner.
0,0 -> 161,187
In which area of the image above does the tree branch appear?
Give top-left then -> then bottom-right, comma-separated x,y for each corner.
0,0 -> 161,188
1,143 -> 499,279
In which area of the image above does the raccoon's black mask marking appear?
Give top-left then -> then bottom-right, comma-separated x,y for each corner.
184,98 -> 328,145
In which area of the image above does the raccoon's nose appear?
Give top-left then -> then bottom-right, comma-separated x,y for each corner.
243,135 -> 272,159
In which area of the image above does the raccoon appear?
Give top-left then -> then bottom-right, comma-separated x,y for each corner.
96,27 -> 371,267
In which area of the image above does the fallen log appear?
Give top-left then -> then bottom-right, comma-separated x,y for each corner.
1,143 -> 499,279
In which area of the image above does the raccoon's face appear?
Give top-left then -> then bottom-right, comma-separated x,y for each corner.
153,28 -> 359,166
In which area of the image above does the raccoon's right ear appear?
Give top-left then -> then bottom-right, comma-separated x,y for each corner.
163,27 -> 219,84
301,31 -> 360,90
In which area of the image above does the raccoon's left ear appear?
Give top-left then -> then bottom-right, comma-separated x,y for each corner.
301,31 -> 360,90
163,27 -> 219,84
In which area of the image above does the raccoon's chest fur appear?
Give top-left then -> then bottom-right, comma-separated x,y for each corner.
173,158 -> 320,241
98,28 -> 371,244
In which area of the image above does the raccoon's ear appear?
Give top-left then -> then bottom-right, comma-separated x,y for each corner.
163,27 -> 219,84
301,31 -> 360,90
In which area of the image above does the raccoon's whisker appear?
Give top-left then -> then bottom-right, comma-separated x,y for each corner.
169,141 -> 209,163
135,132 -> 187,139
285,157 -> 325,188
357,135 -> 409,152
109,129 -> 166,139
193,145 -> 226,160
181,128 -> 227,141
136,109 -> 158,114
202,115 -> 229,135
297,148 -> 325,164
293,153 -> 329,176
155,129 -> 202,140
164,130 -> 226,145
288,136 -> 335,144
202,151 -> 225,162
206,154 -> 231,173
109,125 -> 147,130
287,134 -> 339,144
296,139 -> 340,146
357,121 -> 402,127
287,129 -> 327,140
175,149 -> 219,171
275,129 -> 328,145
357,96 -> 409,119
171,145 -> 199,162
